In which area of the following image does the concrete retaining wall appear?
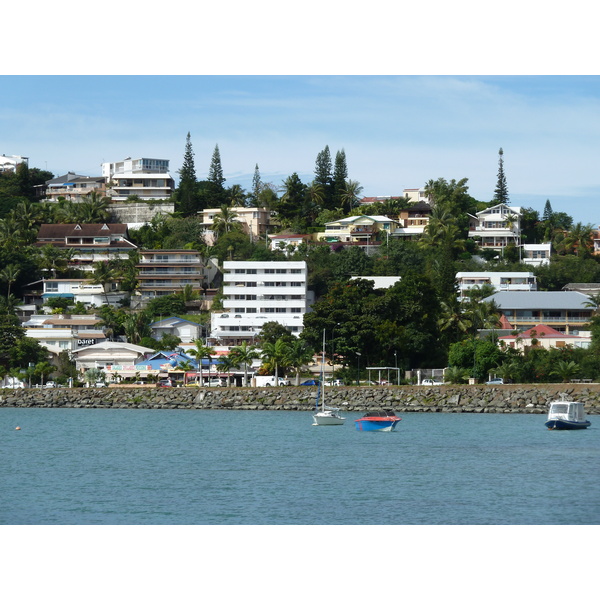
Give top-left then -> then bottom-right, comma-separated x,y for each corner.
1,384 -> 599,414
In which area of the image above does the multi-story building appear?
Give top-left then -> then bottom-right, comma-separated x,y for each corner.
136,249 -> 205,304
36,223 -> 137,272
101,157 -> 174,201
395,201 -> 433,239
456,271 -> 537,299
210,261 -> 312,345
522,243 -> 552,267
45,172 -> 107,203
0,154 -> 28,173
23,314 -> 107,362
200,206 -> 271,245
468,203 -> 521,251
484,291 -> 595,334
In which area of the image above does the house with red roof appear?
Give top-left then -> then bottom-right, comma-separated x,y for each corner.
499,324 -> 591,351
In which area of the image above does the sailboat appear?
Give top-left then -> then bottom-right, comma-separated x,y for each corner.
312,329 -> 345,426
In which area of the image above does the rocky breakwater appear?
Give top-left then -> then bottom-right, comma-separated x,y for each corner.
1,383 -> 599,414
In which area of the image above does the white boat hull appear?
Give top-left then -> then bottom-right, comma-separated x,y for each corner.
312,411 -> 346,426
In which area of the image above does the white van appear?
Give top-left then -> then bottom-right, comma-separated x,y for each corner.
253,376 -> 291,387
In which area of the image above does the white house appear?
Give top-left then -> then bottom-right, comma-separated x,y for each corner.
210,260 -> 313,345
101,157 -> 174,202
200,206 -> 271,245
456,271 -> 537,299
317,215 -> 398,245
41,278 -> 127,307
70,341 -> 154,377
498,324 -> 592,351
23,314 -> 107,361
522,243 -> 552,267
150,317 -> 205,345
0,154 -> 28,173
468,203 -> 521,251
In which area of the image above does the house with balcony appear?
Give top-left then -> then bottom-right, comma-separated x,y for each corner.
40,278 -> 127,307
317,215 -> 399,247
200,206 -> 271,245
35,223 -> 137,272
44,172 -> 107,203
23,313 -> 107,362
483,291 -> 595,334
498,323 -> 592,352
394,201 -> 433,239
456,271 -> 537,299
468,203 -> 521,252
521,243 -> 552,267
136,249 -> 205,304
0,154 -> 28,173
101,157 -> 174,201
210,261 -> 313,346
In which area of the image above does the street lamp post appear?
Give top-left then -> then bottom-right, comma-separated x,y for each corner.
331,322 -> 340,382
356,352 -> 361,386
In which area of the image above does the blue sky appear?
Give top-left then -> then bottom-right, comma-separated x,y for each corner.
2,75 -> 598,225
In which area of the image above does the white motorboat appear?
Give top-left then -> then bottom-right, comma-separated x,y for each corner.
545,395 -> 591,430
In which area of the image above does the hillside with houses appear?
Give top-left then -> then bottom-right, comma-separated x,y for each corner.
1,146 -> 599,389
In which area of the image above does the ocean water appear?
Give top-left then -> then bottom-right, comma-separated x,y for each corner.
1,408 -> 599,525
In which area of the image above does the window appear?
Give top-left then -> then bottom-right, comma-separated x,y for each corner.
46,282 -> 59,292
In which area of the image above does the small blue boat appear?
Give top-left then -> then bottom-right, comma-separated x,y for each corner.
545,398 -> 591,430
355,410 -> 401,432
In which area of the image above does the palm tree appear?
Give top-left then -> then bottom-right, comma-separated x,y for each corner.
37,244 -> 74,278
88,260 -> 118,305
444,366 -> 470,384
438,299 -> 472,343
0,264 -> 20,299
187,339 -> 216,387
122,311 -> 152,345
259,338 -> 292,385
217,354 -> 238,387
563,222 -> 595,258
211,205 -> 240,239
340,180 -> 363,213
228,341 -> 260,386
550,360 -> 581,383
286,338 -> 316,385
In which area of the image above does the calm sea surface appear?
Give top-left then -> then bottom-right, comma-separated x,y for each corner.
1,408 -> 598,525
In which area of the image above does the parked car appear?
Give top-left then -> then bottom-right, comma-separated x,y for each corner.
324,379 -> 342,387
421,379 -> 443,386
45,381 -> 56,388
300,379 -> 320,386
486,378 -> 504,385
156,379 -> 175,388
205,378 -> 225,387
95,382 -> 107,387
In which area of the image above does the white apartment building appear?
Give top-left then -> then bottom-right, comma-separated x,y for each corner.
210,261 -> 313,345
101,157 -> 174,201
456,271 -> 537,299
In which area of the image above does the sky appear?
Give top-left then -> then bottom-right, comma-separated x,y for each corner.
2,74 -> 598,225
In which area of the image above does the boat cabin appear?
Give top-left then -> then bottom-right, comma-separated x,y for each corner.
548,402 -> 586,422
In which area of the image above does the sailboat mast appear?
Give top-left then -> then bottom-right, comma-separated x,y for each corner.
321,328 -> 326,410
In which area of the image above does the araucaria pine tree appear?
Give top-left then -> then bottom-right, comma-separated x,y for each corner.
175,132 -> 198,216
333,149 -> 348,209
493,147 -> 509,205
251,164 -> 262,206
207,144 -> 226,207
314,145 -> 333,209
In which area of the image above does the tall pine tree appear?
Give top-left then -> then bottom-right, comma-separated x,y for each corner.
543,199 -> 553,221
251,164 -> 262,207
175,132 -> 199,216
493,147 -> 509,205
314,145 -> 333,209
206,144 -> 226,208
333,149 -> 348,209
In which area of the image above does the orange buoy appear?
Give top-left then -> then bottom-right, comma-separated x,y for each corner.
15,426 -> 21,430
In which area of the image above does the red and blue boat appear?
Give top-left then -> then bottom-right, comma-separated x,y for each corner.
355,410 -> 401,432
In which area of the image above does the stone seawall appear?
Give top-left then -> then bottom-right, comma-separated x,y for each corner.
1,384 -> 599,414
